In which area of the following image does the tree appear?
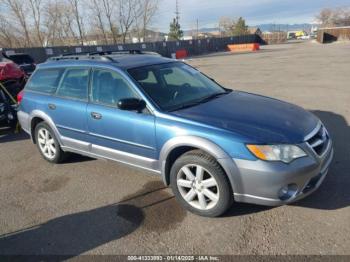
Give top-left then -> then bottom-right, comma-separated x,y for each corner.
168,18 -> 183,40
88,0 -> 108,45
101,0 -> 119,44
68,0 -> 86,45
317,7 -> 350,27
0,13 -> 21,48
0,0 -> 160,47
219,17 -> 235,37
232,17 -> 248,36
133,0 -> 159,42
2,0 -> 32,47
218,16 -> 248,36
43,0 -> 63,46
317,8 -> 335,27
118,0 -> 137,44
44,0 -> 80,46
29,0 -> 45,46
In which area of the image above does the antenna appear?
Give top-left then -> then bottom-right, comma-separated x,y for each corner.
175,0 -> 180,23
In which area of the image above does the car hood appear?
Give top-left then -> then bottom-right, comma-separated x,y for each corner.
171,91 -> 319,144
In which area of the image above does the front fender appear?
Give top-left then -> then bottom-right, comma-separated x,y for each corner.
159,136 -> 242,194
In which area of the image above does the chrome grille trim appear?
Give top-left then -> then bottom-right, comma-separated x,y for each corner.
305,122 -> 330,157
304,121 -> 322,141
309,138 -> 324,148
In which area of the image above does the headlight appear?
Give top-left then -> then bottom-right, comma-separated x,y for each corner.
7,112 -> 14,120
246,144 -> 307,163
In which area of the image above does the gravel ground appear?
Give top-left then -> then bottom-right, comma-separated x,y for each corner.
0,41 -> 349,256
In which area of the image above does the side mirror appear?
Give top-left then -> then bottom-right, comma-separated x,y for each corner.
117,98 -> 146,112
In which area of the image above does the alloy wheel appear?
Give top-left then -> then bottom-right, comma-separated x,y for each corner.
37,127 -> 56,160
176,164 -> 219,210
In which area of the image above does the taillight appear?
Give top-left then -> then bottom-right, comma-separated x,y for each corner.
17,90 -> 24,104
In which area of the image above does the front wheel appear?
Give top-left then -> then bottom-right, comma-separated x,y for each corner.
170,150 -> 233,217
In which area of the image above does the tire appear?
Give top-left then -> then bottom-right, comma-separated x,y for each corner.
34,122 -> 67,164
170,150 -> 233,217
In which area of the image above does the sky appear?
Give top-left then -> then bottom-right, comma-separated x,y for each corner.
153,0 -> 349,31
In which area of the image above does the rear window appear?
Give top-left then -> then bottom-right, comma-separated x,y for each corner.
9,54 -> 34,64
26,68 -> 64,94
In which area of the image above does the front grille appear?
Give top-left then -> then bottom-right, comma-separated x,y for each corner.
306,124 -> 329,156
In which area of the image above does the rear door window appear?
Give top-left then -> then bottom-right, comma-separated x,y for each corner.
26,68 -> 64,94
56,68 -> 89,100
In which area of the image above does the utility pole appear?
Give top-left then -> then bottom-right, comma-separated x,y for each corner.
196,19 -> 199,39
175,0 -> 180,24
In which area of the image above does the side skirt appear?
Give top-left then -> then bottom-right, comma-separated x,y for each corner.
60,136 -> 161,175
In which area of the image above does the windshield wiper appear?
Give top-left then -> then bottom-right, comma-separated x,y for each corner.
197,90 -> 231,103
168,100 -> 203,111
168,90 -> 231,112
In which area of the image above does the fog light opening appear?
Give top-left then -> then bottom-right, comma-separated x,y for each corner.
278,184 -> 298,201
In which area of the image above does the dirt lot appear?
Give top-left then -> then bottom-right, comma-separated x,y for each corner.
0,41 -> 349,256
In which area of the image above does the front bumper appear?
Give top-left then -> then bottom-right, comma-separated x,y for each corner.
232,139 -> 334,206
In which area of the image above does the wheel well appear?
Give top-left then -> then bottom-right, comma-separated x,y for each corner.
31,117 -> 44,143
164,146 -> 199,185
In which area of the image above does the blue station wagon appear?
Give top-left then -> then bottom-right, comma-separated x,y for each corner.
17,51 -> 334,217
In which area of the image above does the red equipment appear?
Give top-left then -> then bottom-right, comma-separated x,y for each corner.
0,61 -> 25,82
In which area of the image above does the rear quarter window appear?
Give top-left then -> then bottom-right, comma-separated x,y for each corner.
26,68 -> 64,94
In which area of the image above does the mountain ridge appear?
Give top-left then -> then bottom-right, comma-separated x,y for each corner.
182,23 -> 317,35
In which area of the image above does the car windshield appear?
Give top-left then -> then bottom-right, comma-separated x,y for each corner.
128,62 -> 228,111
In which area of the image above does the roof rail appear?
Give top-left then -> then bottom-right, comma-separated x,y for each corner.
89,50 -> 160,56
47,49 -> 160,62
48,54 -> 115,62
89,50 -> 142,55
61,51 -> 90,57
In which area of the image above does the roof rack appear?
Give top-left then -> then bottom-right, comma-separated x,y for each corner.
89,50 -> 144,55
61,51 -> 91,56
48,53 -> 114,62
48,49 -> 160,62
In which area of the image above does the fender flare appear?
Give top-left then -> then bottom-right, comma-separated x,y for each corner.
159,136 -> 242,193
29,110 -> 63,146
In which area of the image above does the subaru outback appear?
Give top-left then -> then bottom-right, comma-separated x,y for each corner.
17,51 -> 333,217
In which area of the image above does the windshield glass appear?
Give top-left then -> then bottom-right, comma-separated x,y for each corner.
128,62 -> 227,111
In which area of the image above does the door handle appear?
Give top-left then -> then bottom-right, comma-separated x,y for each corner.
91,112 -> 102,120
48,104 -> 56,110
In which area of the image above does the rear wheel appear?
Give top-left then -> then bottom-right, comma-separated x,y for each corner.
170,150 -> 233,217
35,122 -> 66,163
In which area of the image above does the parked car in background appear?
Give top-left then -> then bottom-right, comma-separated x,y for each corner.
17,51 -> 333,217
299,35 -> 310,40
0,88 -> 17,130
3,53 -> 36,76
